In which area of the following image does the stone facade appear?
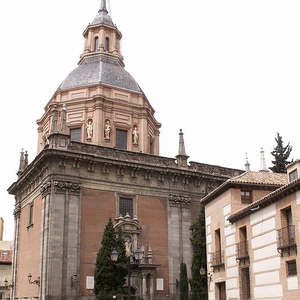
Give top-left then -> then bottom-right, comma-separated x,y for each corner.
8,2 -> 242,300
9,137 -> 241,300
0,240 -> 13,300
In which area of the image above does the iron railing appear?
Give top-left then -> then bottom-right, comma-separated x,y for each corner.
236,240 -> 249,259
277,225 -> 296,249
210,250 -> 224,267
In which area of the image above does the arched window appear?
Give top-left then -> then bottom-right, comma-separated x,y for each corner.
105,37 -> 109,52
94,36 -> 99,51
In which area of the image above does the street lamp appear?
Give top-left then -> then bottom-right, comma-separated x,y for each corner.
111,248 -> 144,300
199,267 -> 206,276
71,273 -> 78,288
199,267 -> 212,281
28,273 -> 40,286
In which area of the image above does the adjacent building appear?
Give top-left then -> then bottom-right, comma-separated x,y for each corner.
202,161 -> 300,300
8,2 -> 241,300
0,219 -> 13,300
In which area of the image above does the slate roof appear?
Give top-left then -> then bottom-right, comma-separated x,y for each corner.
58,57 -> 143,93
201,171 -> 288,204
92,9 -> 114,27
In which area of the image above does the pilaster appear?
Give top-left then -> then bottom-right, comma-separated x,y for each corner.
41,180 -> 81,300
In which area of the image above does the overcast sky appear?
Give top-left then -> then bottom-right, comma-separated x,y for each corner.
1,0 -> 300,240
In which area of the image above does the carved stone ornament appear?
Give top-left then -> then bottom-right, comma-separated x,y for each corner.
169,195 -> 191,207
68,142 -> 177,167
40,181 -> 51,197
54,181 -> 81,195
13,201 -> 21,218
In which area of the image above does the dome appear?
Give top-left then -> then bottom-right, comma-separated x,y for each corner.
58,57 -> 143,93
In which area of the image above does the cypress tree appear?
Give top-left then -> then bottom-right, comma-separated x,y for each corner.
270,132 -> 292,173
189,204 -> 208,300
179,261 -> 189,300
94,218 -> 127,299
115,226 -> 128,291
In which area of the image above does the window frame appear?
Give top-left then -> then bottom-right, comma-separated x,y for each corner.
241,189 -> 252,204
27,201 -> 34,228
70,127 -> 82,142
287,260 -> 297,276
116,129 -> 128,150
117,194 -> 137,219
289,169 -> 298,182
105,37 -> 109,52
94,36 -> 99,51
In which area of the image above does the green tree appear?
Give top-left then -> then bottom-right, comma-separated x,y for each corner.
189,204 -> 208,300
270,132 -> 292,173
94,218 -> 127,299
179,261 -> 189,300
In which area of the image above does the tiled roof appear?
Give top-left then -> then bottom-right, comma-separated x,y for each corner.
229,171 -> 288,185
229,177 -> 300,223
201,171 -> 288,204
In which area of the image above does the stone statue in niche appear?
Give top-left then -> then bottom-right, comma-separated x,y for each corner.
86,120 -> 93,140
133,126 -> 139,145
104,120 -> 111,141
125,240 -> 132,257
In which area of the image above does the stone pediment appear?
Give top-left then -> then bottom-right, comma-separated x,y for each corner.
114,213 -> 142,235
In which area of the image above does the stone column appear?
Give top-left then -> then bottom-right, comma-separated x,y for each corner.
149,274 -> 154,300
168,195 -> 191,296
39,182 -> 51,300
45,181 -> 81,300
141,273 -> 147,300
11,200 -> 21,300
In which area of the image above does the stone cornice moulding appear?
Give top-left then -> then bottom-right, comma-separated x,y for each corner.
54,181 -> 82,195
8,143 -> 242,200
169,195 -> 191,207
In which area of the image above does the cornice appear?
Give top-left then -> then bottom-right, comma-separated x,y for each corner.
9,143 -> 242,199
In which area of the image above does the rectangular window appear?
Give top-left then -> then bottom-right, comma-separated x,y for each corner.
287,260 -> 297,276
289,169 -> 298,182
241,190 -> 252,204
28,202 -> 34,226
237,226 -> 248,259
240,267 -> 250,300
70,128 -> 82,142
116,129 -> 127,150
119,197 -> 133,218
0,292 -> 3,300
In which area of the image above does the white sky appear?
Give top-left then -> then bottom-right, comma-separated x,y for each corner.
1,0 -> 300,240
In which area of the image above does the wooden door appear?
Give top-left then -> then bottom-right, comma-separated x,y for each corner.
218,282 -> 226,300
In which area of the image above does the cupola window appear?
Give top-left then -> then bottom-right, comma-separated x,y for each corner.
116,129 -> 127,150
94,36 -> 99,51
105,37 -> 109,51
70,128 -> 82,142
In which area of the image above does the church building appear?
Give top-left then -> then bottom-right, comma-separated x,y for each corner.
8,2 -> 241,300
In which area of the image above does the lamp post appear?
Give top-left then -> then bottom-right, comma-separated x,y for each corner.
28,273 -> 40,286
199,267 -> 211,300
111,248 -> 144,300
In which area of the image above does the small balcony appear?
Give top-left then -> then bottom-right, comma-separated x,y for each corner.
210,250 -> 224,271
277,225 -> 297,256
236,240 -> 249,262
